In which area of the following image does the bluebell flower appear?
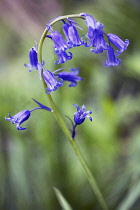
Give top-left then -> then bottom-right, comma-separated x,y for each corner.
47,30 -> 72,64
54,68 -> 82,87
43,69 -> 63,93
48,30 -> 69,51
43,67 -> 82,93
107,33 -> 129,55
81,13 -> 107,53
5,99 -> 52,130
104,45 -> 121,67
62,19 -> 83,47
73,104 -> 92,125
65,104 -> 92,139
24,46 -> 38,72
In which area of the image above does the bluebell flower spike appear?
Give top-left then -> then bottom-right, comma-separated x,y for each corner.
5,99 -> 52,130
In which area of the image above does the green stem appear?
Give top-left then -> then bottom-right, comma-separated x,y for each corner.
46,93 -> 108,210
38,14 -> 109,210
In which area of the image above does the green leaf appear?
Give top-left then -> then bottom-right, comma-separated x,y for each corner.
53,187 -> 73,210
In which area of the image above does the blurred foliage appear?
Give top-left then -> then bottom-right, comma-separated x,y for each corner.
0,0 -> 140,210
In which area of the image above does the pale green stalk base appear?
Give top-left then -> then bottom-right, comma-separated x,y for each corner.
38,13 -> 109,210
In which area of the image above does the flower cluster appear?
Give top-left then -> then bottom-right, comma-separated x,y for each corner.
5,13 -> 129,138
45,13 -> 129,67
24,13 -> 129,74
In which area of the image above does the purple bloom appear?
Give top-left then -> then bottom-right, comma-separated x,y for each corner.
62,19 -> 83,47
73,104 -> 92,125
104,45 -> 121,67
65,104 -> 92,139
107,33 -> 129,55
47,30 -> 72,64
48,30 -> 69,51
43,67 -> 82,93
43,69 -> 63,93
5,99 -> 52,130
54,68 -> 82,87
81,13 -> 107,53
24,46 -> 38,72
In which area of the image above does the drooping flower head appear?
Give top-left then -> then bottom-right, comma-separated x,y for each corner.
73,104 -> 92,125
24,46 -> 38,72
5,99 -> 52,130
62,18 -> 83,47
107,33 -> 129,55
104,45 -> 121,67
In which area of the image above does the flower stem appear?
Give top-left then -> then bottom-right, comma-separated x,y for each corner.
38,13 -> 109,210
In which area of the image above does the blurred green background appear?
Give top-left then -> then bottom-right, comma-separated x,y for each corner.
0,0 -> 140,209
